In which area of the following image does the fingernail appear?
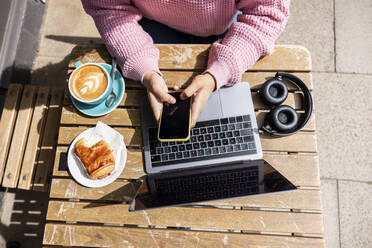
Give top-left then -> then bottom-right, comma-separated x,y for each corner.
170,97 -> 176,104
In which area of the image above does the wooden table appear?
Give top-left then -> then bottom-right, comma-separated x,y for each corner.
43,44 -> 324,247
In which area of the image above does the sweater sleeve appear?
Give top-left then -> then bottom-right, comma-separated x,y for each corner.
204,0 -> 290,89
82,0 -> 161,82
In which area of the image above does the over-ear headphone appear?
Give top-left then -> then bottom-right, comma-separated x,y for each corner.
260,72 -> 313,137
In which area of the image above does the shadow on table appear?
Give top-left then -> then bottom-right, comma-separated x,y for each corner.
0,188 -> 49,248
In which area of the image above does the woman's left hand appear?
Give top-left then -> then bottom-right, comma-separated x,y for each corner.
180,73 -> 216,127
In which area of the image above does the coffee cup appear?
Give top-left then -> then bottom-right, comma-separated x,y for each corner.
68,61 -> 113,105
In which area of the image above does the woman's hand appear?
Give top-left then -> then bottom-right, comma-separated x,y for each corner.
143,71 -> 176,122
180,73 -> 216,127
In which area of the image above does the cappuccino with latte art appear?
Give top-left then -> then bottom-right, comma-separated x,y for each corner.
70,64 -> 109,101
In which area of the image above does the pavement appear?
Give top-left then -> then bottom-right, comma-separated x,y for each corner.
1,0 -> 371,247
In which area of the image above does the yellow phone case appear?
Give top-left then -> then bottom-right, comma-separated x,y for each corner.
157,91 -> 192,142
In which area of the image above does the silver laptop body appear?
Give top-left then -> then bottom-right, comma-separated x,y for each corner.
140,82 -> 263,174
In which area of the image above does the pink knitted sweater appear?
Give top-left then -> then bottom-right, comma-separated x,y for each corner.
82,0 -> 290,89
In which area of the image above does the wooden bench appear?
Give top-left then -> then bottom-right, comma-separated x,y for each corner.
0,84 -> 64,191
43,43 -> 324,247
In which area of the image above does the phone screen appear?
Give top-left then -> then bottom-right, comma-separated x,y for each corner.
158,92 -> 191,141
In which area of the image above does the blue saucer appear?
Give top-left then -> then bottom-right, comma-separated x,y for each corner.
71,63 -> 125,117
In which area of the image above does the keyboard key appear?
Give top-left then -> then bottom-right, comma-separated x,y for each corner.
205,148 -> 212,155
198,150 -> 204,156
243,136 -> 253,142
214,140 -> 221,146
205,134 -> 211,141
226,131 -> 233,138
169,153 -> 175,160
183,151 -> 190,158
229,138 -> 236,144
212,147 -> 219,154
212,133 -> 218,139
219,132 -> 226,139
191,151 -> 197,157
161,141 -> 168,146
234,130 -> 240,137
207,127 -> 214,133
248,143 -> 256,150
243,115 -> 250,121
241,144 -> 248,150
201,142 -> 207,148
186,144 -> 193,150
193,129 -> 200,135
179,145 -> 185,151
243,122 -> 251,128
228,124 -> 235,130
237,137 -> 243,143
234,144 -> 241,151
226,146 -> 233,153
214,126 -> 221,132
177,141 -> 183,145
198,135 -> 204,141
151,155 -> 161,162
169,141 -> 175,146
172,146 -> 178,152
208,141 -> 214,147
193,143 -> 200,149
222,139 -> 229,145
191,136 -> 197,142
222,125 -> 228,131
176,152 -> 183,159
157,147 -> 164,154
240,129 -> 251,136
164,147 -> 171,153
236,116 -> 243,122
200,128 -> 207,134
219,147 -> 226,153
221,118 -> 228,124
229,117 -> 236,123
235,123 -> 242,129
162,154 -> 169,161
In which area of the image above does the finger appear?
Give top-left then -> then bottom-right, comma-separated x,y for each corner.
190,89 -> 210,127
173,85 -> 180,92
153,85 -> 176,104
148,92 -> 162,121
180,80 -> 201,100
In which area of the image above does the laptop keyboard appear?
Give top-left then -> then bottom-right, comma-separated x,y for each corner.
148,115 -> 257,167
154,166 -> 260,203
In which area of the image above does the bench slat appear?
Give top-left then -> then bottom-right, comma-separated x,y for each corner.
18,87 -> 50,190
0,84 -> 23,182
2,85 -> 37,188
52,147 -> 320,187
46,200 -> 323,234
33,88 -> 64,191
43,223 -> 325,248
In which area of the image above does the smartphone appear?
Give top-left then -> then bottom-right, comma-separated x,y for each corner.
157,92 -> 191,142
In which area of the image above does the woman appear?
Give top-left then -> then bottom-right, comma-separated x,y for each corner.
82,0 -> 290,127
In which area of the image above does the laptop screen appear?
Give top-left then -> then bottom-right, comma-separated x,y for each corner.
129,160 -> 296,211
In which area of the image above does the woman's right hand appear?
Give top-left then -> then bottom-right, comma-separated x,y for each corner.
143,71 -> 176,122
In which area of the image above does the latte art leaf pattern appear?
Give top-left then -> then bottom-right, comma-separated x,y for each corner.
71,65 -> 108,101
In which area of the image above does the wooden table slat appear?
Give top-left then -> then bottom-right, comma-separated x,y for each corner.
50,178 -> 321,210
52,147 -> 320,187
47,200 -> 323,234
70,44 -> 311,72
2,85 -> 37,188
18,87 -> 50,190
33,88 -> 64,191
0,84 -> 23,182
43,223 -> 325,248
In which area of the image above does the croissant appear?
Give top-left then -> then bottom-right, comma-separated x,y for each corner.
74,138 -> 115,179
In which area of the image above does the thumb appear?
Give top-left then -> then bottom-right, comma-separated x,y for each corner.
180,81 -> 200,100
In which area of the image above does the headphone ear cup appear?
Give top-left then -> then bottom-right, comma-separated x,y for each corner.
260,78 -> 288,106
267,105 -> 298,132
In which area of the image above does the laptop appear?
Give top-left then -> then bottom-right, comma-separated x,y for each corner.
129,83 -> 296,211
141,83 -> 263,174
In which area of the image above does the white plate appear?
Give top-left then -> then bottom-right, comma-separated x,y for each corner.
67,128 -> 127,188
